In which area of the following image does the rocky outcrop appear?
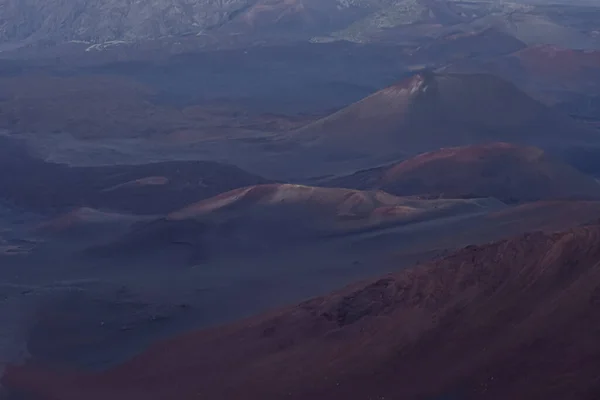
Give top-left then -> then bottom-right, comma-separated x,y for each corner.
0,0 -> 252,45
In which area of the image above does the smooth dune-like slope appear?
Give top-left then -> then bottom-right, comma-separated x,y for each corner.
167,183 -> 500,223
97,183 -> 503,259
6,223 -> 600,399
513,45 -> 600,82
324,142 -> 600,202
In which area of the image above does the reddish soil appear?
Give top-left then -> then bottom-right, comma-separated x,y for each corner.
97,183 -> 500,260
5,223 -> 600,399
326,142 -> 600,203
444,45 -> 600,113
441,45 -> 600,112
513,45 -> 600,81
290,72 -> 598,175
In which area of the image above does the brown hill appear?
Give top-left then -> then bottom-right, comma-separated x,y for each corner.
97,183 -> 503,258
167,183 -> 503,234
7,222 -> 600,400
513,45 -> 600,84
222,0 -> 369,37
168,183 -> 498,222
4,200 -> 600,379
498,45 -> 600,119
440,45 -> 600,119
324,142 -> 600,203
282,71 -> 599,179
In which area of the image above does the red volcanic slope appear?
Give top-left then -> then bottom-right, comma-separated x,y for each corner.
34,207 -> 151,240
266,72 -> 600,179
90,183 -> 503,260
513,45 -> 600,80
441,45 -> 600,99
293,72 -> 595,150
160,183 -> 503,239
325,142 -> 600,202
6,224 -> 600,400
166,183 -> 498,222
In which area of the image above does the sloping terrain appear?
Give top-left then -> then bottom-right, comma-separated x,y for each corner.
411,28 -> 526,65
0,137 -> 270,214
4,0 -> 597,52
281,72 -> 599,179
3,198 -> 600,381
0,0 -> 513,48
441,45 -> 600,119
0,0 -> 418,48
219,0 -> 374,38
514,45 -> 600,85
167,183 -> 496,226
7,222 -> 600,400
442,45 -> 600,92
0,0 -> 253,46
491,12 -> 599,49
324,143 -> 600,203
495,45 -> 600,118
562,145 -> 600,178
95,183 -> 503,259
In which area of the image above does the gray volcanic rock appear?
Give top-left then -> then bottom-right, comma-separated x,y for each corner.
275,71 -> 600,179
0,0 -> 252,44
0,0 -> 550,48
2,0 -> 597,50
0,0 -> 382,46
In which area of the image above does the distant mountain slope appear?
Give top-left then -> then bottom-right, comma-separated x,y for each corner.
514,45 -> 600,82
0,0 -> 252,45
35,207 -> 150,240
2,0 -> 588,49
0,0 -> 375,46
280,72 -> 599,179
441,45 -> 600,119
491,12 -> 599,50
324,142 -> 600,202
7,222 -> 600,399
167,183 -> 502,234
411,28 -> 527,64
442,45 -> 600,93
